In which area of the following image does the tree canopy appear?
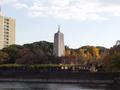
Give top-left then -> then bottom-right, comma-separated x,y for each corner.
0,41 -> 107,67
103,44 -> 120,72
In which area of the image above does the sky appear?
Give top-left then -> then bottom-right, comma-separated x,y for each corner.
0,0 -> 120,48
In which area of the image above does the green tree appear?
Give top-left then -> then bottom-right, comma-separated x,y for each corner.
0,51 -> 9,64
103,45 -> 120,72
2,45 -> 22,63
109,52 -> 120,71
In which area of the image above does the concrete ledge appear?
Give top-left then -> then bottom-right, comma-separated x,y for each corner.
0,78 -> 114,84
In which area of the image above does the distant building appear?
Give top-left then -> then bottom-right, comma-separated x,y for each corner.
0,8 -> 15,49
53,25 -> 65,57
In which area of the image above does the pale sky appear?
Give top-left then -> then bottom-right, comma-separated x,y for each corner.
0,0 -> 120,48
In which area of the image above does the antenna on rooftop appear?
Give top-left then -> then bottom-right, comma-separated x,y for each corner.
58,25 -> 60,32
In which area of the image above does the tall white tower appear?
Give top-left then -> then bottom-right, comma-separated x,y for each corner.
0,7 -> 15,49
53,25 -> 65,57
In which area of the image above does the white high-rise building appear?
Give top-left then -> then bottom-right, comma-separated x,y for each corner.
53,26 -> 65,57
0,8 -> 15,49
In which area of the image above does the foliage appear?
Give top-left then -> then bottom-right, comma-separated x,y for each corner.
109,52 -> 120,71
64,46 -> 107,66
0,41 -> 58,64
103,45 -> 120,72
2,45 -> 22,63
0,51 -> 9,64
0,41 -> 108,67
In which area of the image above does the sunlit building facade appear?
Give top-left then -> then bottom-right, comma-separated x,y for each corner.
53,26 -> 65,57
0,10 -> 15,49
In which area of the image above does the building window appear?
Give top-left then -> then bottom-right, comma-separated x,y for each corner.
4,18 -> 9,21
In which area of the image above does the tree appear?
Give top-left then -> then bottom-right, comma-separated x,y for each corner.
103,45 -> 120,72
2,45 -> 22,63
0,51 -> 9,64
16,48 -> 36,64
77,49 -> 86,64
109,52 -> 120,71
89,46 -> 100,60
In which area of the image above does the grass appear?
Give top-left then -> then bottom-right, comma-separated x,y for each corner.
0,64 -> 84,68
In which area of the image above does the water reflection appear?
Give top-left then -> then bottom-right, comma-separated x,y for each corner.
0,82 -> 110,90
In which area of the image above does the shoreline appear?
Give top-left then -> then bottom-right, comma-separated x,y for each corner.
0,72 -> 119,89
0,78 -> 114,84
0,77 -> 119,89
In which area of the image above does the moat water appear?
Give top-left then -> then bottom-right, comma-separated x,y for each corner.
0,82 -> 115,90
